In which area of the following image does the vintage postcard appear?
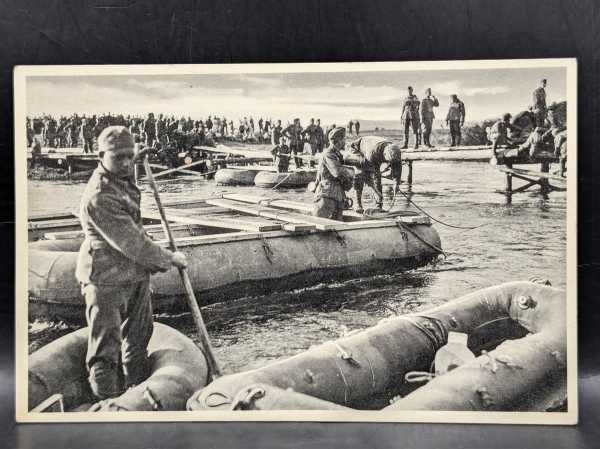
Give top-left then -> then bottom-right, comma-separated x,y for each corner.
15,59 -> 577,424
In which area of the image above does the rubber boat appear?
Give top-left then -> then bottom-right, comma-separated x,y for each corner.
28,194 -> 441,321
254,170 -> 317,188
187,281 -> 567,412
29,323 -> 209,412
214,167 -> 268,186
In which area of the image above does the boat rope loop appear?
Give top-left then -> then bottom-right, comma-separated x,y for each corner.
396,187 -> 487,230
230,385 -> 266,410
396,221 -> 447,258
143,386 -> 163,411
332,230 -> 347,247
260,236 -> 274,264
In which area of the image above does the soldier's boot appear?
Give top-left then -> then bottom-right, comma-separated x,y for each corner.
123,358 -> 150,389
89,360 -> 122,400
456,136 -> 461,147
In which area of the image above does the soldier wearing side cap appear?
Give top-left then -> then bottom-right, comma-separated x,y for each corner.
313,127 -> 352,221
421,88 -> 439,148
401,86 -> 420,149
346,136 -> 403,213
76,126 -> 188,401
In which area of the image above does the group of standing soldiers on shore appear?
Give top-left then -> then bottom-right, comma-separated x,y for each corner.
400,86 -> 466,149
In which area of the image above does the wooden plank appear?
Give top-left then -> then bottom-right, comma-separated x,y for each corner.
143,159 -> 207,180
29,212 -> 77,221
44,230 -> 85,240
206,198 -> 340,231
282,223 -> 316,232
498,166 -> 567,183
28,218 -> 81,230
143,209 -> 281,232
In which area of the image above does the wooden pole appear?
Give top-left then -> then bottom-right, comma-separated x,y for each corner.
407,161 -> 413,185
142,155 -> 222,380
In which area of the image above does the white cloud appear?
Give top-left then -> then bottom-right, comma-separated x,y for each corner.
430,80 -> 509,97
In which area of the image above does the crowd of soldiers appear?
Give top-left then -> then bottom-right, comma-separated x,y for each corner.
26,113 -> 340,154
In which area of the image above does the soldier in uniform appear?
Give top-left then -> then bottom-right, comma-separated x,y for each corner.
313,127 -> 352,221
490,113 -> 522,155
346,136 -> 403,213
421,88 -> 439,148
284,118 -> 304,168
354,120 -> 361,136
271,119 -> 283,145
80,118 -> 95,153
348,120 -> 354,136
532,79 -> 547,128
400,86 -> 420,149
446,94 -> 466,147
76,126 -> 188,400
303,118 -> 320,167
315,119 -> 325,153
271,136 -> 292,173
143,113 -> 156,148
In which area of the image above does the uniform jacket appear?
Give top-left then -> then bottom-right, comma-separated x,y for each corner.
401,94 -> 420,120
283,124 -> 303,145
446,101 -> 466,122
315,145 -> 347,203
76,163 -> 173,285
421,96 -> 440,120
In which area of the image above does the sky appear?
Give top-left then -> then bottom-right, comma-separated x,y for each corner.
26,67 -> 567,128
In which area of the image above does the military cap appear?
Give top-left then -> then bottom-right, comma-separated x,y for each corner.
503,113 -> 512,120
383,144 -> 402,162
328,126 -> 346,142
97,126 -> 135,153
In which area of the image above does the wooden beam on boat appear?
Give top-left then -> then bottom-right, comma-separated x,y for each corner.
142,159 -> 207,180
143,209 -> 283,232
206,198 -> 340,231
29,211 -> 77,221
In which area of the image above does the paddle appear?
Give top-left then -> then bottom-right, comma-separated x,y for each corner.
142,155 -> 222,380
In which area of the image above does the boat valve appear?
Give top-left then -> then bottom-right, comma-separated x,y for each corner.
517,295 -> 537,310
230,386 -> 266,411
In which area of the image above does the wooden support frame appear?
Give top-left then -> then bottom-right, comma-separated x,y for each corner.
497,162 -> 566,203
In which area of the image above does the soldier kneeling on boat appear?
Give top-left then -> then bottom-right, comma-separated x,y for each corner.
345,136 -> 403,214
76,126 -> 188,401
312,126 -> 353,220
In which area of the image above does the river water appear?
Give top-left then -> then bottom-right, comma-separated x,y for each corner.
28,161 -> 567,373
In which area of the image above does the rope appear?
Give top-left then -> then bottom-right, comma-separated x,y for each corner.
395,187 -> 487,230
271,172 -> 294,190
397,221 -> 447,258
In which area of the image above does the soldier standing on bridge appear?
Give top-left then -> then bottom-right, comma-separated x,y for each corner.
421,88 -> 439,148
401,86 -> 420,149
532,79 -> 547,128
76,126 -> 188,400
446,94 -> 466,147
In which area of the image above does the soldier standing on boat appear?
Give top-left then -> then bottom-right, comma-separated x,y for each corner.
313,126 -> 352,220
76,126 -> 188,400
446,94 -> 466,147
284,118 -> 304,168
532,79 -> 547,128
303,118 -> 320,167
354,120 -> 361,136
421,88 -> 439,148
315,119 -> 325,153
271,136 -> 292,173
401,86 -> 420,149
346,136 -> 403,213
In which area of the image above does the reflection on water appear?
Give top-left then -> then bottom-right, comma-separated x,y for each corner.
28,161 -> 567,373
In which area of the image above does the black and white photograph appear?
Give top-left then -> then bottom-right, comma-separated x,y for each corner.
15,59 -> 577,424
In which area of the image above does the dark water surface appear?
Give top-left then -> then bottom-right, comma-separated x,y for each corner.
28,161 -> 567,373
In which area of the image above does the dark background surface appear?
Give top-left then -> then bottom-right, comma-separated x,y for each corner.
0,0 -> 598,447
